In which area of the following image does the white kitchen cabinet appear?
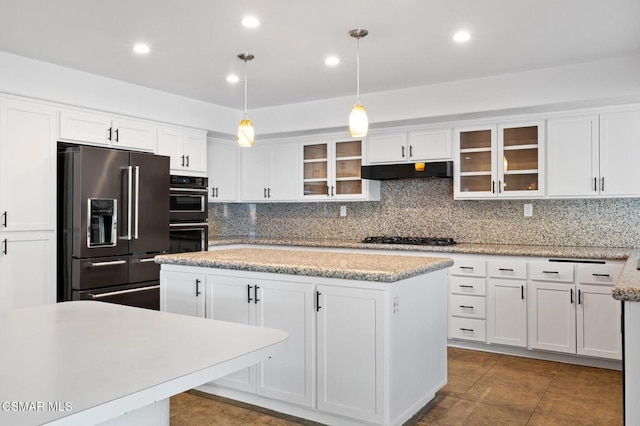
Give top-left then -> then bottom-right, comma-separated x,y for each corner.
0,231 -> 55,312
367,128 -> 452,164
207,138 -> 238,202
454,121 -> 544,199
316,284 -> 384,424
159,270 -> 205,317
577,284 -> 621,360
0,100 -> 57,232
449,258 -> 487,342
528,280 -> 576,354
157,126 -> 207,175
598,109 -> 640,196
239,142 -> 299,201
206,275 -> 315,407
486,260 -> 527,347
302,137 -> 380,201
60,109 -> 156,152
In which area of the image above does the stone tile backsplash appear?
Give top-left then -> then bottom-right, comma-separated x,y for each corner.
209,179 -> 640,248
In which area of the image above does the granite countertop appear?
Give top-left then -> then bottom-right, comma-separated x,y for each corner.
155,248 -> 453,283
206,237 -> 640,302
208,236 -> 632,260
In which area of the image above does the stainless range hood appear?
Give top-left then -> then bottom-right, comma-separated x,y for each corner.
361,161 -> 453,180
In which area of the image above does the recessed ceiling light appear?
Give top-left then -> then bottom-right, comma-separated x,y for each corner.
133,43 -> 150,54
325,56 -> 340,66
226,74 -> 240,83
241,16 -> 260,28
453,31 -> 471,43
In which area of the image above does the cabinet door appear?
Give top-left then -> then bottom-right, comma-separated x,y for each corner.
268,143 -> 299,201
205,275 -> 256,393
367,132 -> 407,164
316,285 -> 384,424
112,118 -> 155,152
240,146 -> 269,201
333,139 -> 364,198
0,231 -> 55,312
302,142 -> 330,199
409,128 -> 452,161
59,110 -> 111,146
183,131 -> 207,173
208,139 -> 238,202
577,284 -> 622,360
497,121 -> 544,197
157,127 -> 185,171
487,279 -> 527,347
454,125 -> 497,198
159,270 -> 205,317
528,281 -> 576,354
255,280 -> 314,407
599,109 -> 640,196
547,115 -> 599,197
0,101 -> 56,231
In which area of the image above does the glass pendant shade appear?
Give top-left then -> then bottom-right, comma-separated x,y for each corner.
237,117 -> 255,147
349,101 -> 368,137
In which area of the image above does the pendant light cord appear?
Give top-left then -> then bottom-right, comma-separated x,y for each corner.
243,59 -> 248,118
356,37 -> 360,101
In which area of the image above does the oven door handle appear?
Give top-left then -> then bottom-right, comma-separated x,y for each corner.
169,222 -> 208,228
87,285 -> 160,299
169,188 -> 208,194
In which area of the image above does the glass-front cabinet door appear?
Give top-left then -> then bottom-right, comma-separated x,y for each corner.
301,138 -> 366,200
454,121 -> 544,199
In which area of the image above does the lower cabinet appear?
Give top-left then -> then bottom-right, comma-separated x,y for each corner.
528,280 -> 577,354
0,231 -> 55,312
316,285 -> 384,424
205,275 -> 315,407
487,279 -> 527,347
160,271 -> 205,317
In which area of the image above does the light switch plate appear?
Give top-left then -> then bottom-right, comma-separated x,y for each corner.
524,203 -> 533,217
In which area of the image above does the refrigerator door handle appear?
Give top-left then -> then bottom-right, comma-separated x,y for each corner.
134,165 -> 140,240
123,165 -> 133,240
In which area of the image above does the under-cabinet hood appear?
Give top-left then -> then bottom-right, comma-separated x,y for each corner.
361,161 -> 453,180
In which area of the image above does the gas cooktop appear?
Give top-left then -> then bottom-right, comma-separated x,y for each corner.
362,236 -> 457,246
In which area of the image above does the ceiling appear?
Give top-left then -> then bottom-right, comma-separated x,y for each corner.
0,0 -> 638,110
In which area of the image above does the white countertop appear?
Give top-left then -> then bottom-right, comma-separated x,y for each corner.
0,301 -> 288,425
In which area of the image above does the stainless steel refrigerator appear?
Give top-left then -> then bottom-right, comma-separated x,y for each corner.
58,145 -> 170,310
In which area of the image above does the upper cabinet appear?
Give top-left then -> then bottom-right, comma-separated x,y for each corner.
239,142 -> 300,202
454,121 -> 544,199
208,139 -> 238,202
367,128 -> 452,164
157,126 -> 207,176
302,137 -> 380,201
547,109 -> 640,198
60,109 -> 155,152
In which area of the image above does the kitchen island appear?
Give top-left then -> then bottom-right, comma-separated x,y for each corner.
0,301 -> 287,426
156,248 -> 453,426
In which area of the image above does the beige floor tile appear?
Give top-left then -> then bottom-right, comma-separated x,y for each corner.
527,393 -> 623,426
434,398 -> 531,426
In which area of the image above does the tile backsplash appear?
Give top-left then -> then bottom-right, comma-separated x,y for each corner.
209,179 -> 640,248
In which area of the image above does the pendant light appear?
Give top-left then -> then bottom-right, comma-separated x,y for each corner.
237,53 -> 255,147
348,28 -> 369,138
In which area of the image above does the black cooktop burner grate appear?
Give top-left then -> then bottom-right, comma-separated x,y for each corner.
362,236 -> 457,246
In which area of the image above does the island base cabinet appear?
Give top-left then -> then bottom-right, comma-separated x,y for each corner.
316,285 -> 384,424
205,275 -> 315,407
160,271 -> 205,317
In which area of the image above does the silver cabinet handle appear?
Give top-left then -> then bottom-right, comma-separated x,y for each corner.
88,260 -> 127,267
170,187 -> 208,193
170,222 -> 208,227
133,165 -> 140,240
88,285 -> 159,299
138,258 -> 156,263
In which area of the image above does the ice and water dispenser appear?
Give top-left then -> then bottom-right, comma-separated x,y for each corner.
87,198 -> 117,247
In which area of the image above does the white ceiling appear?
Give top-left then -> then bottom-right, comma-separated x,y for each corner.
0,0 -> 638,110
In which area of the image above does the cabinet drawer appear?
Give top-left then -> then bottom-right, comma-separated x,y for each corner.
529,262 -> 574,283
576,264 -> 622,286
451,259 -> 486,277
450,294 -> 486,319
487,260 -> 526,279
450,317 -> 486,342
450,276 -> 486,296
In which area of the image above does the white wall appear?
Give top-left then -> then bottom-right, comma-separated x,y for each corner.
0,50 -> 238,133
251,54 -> 640,135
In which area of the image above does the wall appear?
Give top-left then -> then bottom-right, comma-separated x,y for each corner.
209,179 -> 640,248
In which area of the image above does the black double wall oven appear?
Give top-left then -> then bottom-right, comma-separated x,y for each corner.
169,175 -> 209,253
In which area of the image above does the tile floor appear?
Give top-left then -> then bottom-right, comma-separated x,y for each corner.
170,347 -> 623,425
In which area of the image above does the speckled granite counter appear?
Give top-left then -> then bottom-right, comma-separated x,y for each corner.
613,251 -> 640,302
155,248 -> 453,283
208,237 -> 632,260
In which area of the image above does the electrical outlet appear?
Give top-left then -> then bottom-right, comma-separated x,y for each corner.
524,203 -> 533,217
340,205 -> 347,217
